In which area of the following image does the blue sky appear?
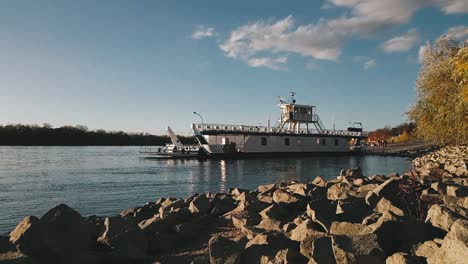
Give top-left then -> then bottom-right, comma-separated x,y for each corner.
1,0 -> 467,135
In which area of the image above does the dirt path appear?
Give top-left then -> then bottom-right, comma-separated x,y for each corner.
363,140 -> 436,157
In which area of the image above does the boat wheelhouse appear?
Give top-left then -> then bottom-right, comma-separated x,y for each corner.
193,93 -> 368,157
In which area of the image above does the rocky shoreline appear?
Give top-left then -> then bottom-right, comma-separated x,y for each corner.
0,147 -> 467,264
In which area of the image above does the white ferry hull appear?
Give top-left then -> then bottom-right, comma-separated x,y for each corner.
196,133 -> 359,157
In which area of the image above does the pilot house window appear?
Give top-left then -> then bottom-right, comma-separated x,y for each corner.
285,138 -> 290,146
261,137 -> 267,146
335,139 -> 339,146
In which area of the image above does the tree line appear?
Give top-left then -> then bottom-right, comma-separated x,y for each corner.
368,122 -> 416,142
0,124 -> 197,146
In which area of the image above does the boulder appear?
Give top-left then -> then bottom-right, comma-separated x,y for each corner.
260,248 -> 306,264
386,252 -> 421,264
283,223 -> 297,233
208,234 -> 247,264
373,179 -> 399,199
415,240 -> 439,258
348,233 -> 385,263
189,194 -> 211,214
8,216 -> 45,257
425,204 -> 461,232
447,185 -> 468,197
230,188 -> 250,197
306,202 -> 334,233
311,176 -> 327,188
97,217 -> 148,262
259,204 -> 288,220
362,212 -> 383,225
158,199 -> 186,215
287,183 -> 310,196
272,189 -> 300,204
0,235 -> 15,254
330,222 -> 370,236
256,219 -> 283,232
290,219 -> 326,242
231,211 -> 260,230
299,233 -> 328,259
327,183 -> 351,200
0,251 -> 34,264
242,231 -> 300,263
210,196 -> 236,216
430,182 -> 446,194
427,219 -> 468,264
257,183 -> 277,193
353,178 -> 364,186
39,204 -> 94,253
336,199 -> 373,223
374,198 -> 405,217
331,235 -> 356,263
235,192 -> 255,203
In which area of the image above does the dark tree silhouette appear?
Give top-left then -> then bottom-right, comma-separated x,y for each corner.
0,124 -> 196,146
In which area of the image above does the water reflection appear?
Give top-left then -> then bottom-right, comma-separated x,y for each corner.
220,160 -> 227,192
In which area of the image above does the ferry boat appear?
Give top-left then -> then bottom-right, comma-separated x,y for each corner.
192,93 -> 368,158
139,126 -> 200,158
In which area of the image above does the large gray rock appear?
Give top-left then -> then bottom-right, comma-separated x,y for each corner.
39,204 -> 94,253
331,235 -> 356,263
427,219 -> 468,264
210,196 -> 236,216
256,219 -> 283,232
290,219 -> 326,242
447,185 -> 468,197
260,248 -> 306,264
0,235 -> 15,254
259,204 -> 288,220
299,233 -> 329,260
415,240 -> 439,258
306,201 -> 334,233
208,234 -> 247,264
242,231 -> 301,263
425,204 -> 462,232
385,252 -> 421,264
330,222 -> 370,236
97,217 -> 148,262
327,183 -> 351,200
189,194 -> 211,214
336,199 -> 373,223
8,216 -> 44,257
374,198 -> 405,217
272,189 -> 301,204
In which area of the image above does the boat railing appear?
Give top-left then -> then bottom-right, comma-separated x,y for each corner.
192,123 -> 368,137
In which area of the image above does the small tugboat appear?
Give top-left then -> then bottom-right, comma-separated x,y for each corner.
139,126 -> 200,158
192,92 -> 368,158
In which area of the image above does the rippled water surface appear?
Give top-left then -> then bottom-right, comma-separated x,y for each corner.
0,146 -> 412,233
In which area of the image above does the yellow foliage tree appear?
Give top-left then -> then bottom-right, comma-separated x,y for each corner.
408,37 -> 467,145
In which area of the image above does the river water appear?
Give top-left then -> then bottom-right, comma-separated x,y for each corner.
0,146 -> 412,233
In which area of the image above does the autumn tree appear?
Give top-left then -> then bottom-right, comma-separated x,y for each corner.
408,36 -> 468,145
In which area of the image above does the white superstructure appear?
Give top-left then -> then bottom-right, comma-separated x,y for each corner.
193,93 -> 367,157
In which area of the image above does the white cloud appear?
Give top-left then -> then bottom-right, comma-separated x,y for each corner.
219,16 -> 344,70
364,59 -> 376,70
436,0 -> 468,14
192,25 -> 217,40
418,45 -> 429,64
247,56 -> 288,71
220,16 -> 343,62
324,0 -> 468,36
445,25 -> 468,40
381,29 -> 420,53
217,2 -> 467,70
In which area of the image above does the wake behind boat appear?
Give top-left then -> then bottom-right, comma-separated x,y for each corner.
139,126 -> 200,158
